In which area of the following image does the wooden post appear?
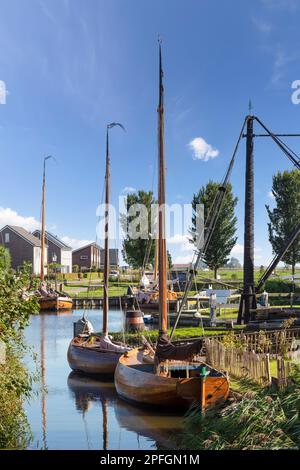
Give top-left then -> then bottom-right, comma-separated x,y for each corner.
238,116 -> 257,324
199,375 -> 206,415
265,354 -> 271,386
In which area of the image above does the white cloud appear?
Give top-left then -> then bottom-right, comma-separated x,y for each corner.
231,243 -> 244,256
60,236 -> 93,250
0,81 -> 7,105
231,244 -> 263,262
168,234 -> 195,265
0,207 -> 40,231
188,137 -> 219,162
0,206 -> 94,251
268,190 -> 275,200
174,254 -> 193,264
167,234 -> 194,253
122,186 -> 136,194
252,17 -> 273,33
272,47 -> 297,85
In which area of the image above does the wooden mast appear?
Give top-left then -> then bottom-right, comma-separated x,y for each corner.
157,42 -> 168,336
103,128 -> 110,336
153,238 -> 159,282
102,123 -> 125,336
40,156 -> 52,282
237,116 -> 257,324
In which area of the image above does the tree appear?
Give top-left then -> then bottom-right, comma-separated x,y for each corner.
167,250 -> 173,270
225,257 -> 241,269
266,170 -> 300,275
0,246 -> 11,271
0,247 -> 39,449
121,190 -> 156,269
190,181 -> 238,278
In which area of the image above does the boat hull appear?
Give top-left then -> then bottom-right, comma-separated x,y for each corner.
39,296 -> 73,311
115,348 -> 229,408
67,340 -> 124,376
139,300 -> 178,312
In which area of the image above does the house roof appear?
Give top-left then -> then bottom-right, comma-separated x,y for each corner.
172,263 -> 193,270
0,225 -> 42,247
72,242 -> 102,253
32,229 -> 72,250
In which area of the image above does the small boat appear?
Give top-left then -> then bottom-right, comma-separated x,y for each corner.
136,298 -> 178,312
115,43 -> 229,410
68,334 -> 129,376
115,347 -> 229,408
37,156 -> 73,312
67,123 -> 130,376
39,295 -> 73,311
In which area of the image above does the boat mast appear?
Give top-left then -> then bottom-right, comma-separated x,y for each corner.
157,42 -> 168,336
102,123 -> 125,336
153,238 -> 159,282
103,127 -> 110,336
40,156 -> 52,282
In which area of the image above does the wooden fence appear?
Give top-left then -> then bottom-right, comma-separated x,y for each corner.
237,329 -> 300,355
205,338 -> 272,386
277,356 -> 291,391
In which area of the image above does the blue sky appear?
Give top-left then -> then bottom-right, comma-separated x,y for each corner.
1,0 -> 300,265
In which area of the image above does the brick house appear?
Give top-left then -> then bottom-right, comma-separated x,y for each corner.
32,229 -> 72,273
0,225 -> 47,275
72,243 -> 101,271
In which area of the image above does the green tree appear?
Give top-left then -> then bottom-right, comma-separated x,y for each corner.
190,181 -> 238,278
0,246 -> 11,271
0,247 -> 39,448
121,190 -> 156,269
167,250 -> 173,270
266,170 -> 300,275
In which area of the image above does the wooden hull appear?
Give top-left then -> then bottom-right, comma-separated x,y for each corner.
115,348 -> 229,409
39,296 -> 73,312
139,300 -> 178,312
67,339 -> 124,377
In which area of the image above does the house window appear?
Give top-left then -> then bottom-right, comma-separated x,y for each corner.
80,255 -> 88,260
4,233 -> 9,243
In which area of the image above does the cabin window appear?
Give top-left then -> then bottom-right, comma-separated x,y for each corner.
80,255 -> 88,260
4,233 -> 9,243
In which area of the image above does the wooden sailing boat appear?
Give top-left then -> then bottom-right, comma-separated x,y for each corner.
115,43 -> 229,409
38,157 -> 73,312
67,124 -> 130,376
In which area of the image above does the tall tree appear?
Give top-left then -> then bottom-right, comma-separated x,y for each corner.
266,170 -> 300,275
121,190 -> 156,269
190,181 -> 238,278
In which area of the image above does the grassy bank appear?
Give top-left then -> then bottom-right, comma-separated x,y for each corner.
110,326 -> 244,346
179,364 -> 300,450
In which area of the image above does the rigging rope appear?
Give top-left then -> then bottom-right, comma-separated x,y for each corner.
169,117 -> 248,341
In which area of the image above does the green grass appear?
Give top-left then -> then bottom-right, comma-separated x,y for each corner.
64,283 -> 129,298
110,326 -> 244,346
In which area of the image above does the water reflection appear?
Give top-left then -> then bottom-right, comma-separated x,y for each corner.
25,309 -> 183,450
67,372 -> 182,450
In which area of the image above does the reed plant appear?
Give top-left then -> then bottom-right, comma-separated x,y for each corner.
181,364 -> 300,450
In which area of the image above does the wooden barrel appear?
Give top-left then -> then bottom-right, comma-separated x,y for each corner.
125,310 -> 145,332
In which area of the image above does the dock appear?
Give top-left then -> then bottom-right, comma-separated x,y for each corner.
71,295 -> 133,309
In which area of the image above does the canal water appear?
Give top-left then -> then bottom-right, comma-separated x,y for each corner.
24,309 -> 183,450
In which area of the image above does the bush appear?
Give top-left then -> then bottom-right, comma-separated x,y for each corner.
265,279 -> 300,293
0,350 -> 33,449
